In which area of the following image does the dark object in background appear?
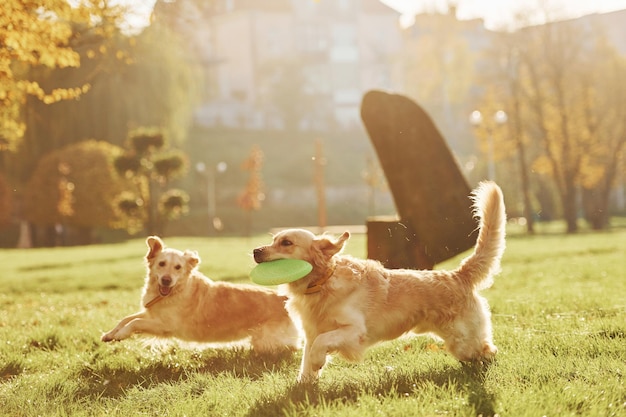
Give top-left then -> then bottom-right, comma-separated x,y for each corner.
361,90 -> 476,269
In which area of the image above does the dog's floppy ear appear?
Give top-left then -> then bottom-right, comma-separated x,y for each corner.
146,236 -> 164,260
314,231 -> 350,259
184,250 -> 200,269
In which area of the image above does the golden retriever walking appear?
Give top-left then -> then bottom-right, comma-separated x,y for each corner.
102,236 -> 300,352
253,181 -> 506,381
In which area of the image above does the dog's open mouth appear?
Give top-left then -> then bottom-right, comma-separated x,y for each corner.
159,285 -> 172,296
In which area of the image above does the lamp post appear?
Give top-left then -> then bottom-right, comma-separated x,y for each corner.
469,110 -> 507,181
196,161 -> 228,234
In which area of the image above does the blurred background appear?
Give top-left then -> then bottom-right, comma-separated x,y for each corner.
1,0 -> 625,247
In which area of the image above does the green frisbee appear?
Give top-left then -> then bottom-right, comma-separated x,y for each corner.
250,259 -> 313,286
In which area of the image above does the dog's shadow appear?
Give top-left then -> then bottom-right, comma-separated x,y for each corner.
245,362 -> 497,417
86,343 -> 496,415
195,348 -> 296,379
82,346 -> 296,399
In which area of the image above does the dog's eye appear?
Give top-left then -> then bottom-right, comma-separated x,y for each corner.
175,264 -> 181,270
280,239 -> 293,247
158,261 -> 166,267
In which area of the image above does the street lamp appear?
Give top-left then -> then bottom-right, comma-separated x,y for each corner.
469,110 -> 507,181
196,161 -> 228,234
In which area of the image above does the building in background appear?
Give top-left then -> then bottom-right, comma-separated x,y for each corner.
154,0 -> 403,131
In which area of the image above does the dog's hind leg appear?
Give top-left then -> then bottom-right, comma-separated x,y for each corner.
444,331 -> 497,362
441,303 -> 497,362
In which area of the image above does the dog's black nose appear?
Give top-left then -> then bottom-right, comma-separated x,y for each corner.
253,248 -> 263,263
161,275 -> 172,286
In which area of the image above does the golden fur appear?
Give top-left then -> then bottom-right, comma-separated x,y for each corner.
253,181 -> 506,381
102,236 -> 299,352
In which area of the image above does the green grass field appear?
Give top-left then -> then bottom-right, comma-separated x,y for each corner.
1,226 -> 625,416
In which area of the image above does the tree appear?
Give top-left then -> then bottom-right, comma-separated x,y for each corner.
114,128 -> 189,235
578,37 -> 626,229
0,0 -> 172,245
473,38 -> 538,233
0,0 -> 129,150
6,18 -> 202,185
22,140 -> 129,245
520,21 -> 626,232
521,22 -> 587,232
399,8 -> 479,153
0,174 -> 11,228
1,0 -> 200,238
477,17 -> 626,232
237,146 -> 265,237
1,0 -> 79,148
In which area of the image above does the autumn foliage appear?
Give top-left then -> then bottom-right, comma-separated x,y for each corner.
0,0 -> 96,149
22,140 -> 129,243
472,21 -> 626,232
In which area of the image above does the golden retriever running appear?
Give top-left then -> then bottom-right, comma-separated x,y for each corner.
253,181 -> 506,381
102,236 -> 300,352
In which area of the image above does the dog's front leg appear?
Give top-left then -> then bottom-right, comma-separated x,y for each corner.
101,311 -> 146,342
299,325 -> 366,381
297,339 -> 318,382
104,316 -> 171,341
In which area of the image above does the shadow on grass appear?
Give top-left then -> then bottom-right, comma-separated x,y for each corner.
77,347 -> 296,399
245,362 -> 497,417
0,359 -> 25,381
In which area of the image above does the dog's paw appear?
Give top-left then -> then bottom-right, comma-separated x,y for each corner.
297,359 -> 325,383
306,345 -> 328,370
480,343 -> 498,361
101,331 -> 118,342
297,370 -> 320,384
297,358 -> 323,383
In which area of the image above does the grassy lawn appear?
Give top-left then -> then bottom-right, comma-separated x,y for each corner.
0,227 -> 625,416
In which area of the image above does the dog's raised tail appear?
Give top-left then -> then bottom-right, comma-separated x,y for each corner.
457,181 -> 506,289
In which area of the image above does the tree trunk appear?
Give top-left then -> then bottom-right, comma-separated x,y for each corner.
146,178 -> 157,235
510,89 -> 534,233
562,182 -> 578,233
16,220 -> 32,248
583,141 -> 626,230
582,188 -> 609,230
582,160 -> 617,231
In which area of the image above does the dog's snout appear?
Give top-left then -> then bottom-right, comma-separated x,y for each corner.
253,248 -> 264,263
160,275 -> 172,287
